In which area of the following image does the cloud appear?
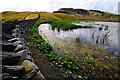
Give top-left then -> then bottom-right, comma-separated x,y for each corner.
93,0 -> 119,13
48,0 -> 98,10
0,0 -> 48,11
0,0 -> 119,13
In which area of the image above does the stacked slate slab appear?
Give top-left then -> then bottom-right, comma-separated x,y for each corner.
1,18 -> 45,80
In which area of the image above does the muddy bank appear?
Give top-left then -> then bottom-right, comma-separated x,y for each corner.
1,19 -> 45,80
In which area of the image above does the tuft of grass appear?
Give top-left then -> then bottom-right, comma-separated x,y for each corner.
50,20 -> 93,30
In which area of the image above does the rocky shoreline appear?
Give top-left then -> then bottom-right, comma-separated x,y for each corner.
1,19 -> 45,80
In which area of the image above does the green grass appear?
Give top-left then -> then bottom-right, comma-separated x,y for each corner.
29,26 -> 79,70
27,21 -> 90,79
50,20 -> 93,30
34,19 -> 93,31
27,20 -> 120,79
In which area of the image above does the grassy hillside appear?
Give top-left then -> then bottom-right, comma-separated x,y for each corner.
1,11 -> 120,22
25,13 -> 39,20
54,8 -> 113,16
1,11 -> 40,21
53,13 -> 79,20
39,12 -> 59,20
78,15 -> 119,22
2,11 -> 30,21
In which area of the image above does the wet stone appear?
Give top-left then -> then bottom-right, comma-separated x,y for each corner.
2,32 -> 12,41
2,42 -> 16,52
8,38 -> 21,43
14,44 -> 27,52
13,41 -> 23,46
2,73 -> 12,80
29,71 -> 46,80
18,50 -> 34,64
2,66 -> 25,77
17,49 -> 32,55
20,60 -> 39,79
2,52 -> 21,65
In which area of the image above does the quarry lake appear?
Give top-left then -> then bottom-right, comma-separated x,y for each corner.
38,22 -> 119,57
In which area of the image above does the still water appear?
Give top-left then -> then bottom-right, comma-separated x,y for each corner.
38,22 -> 119,56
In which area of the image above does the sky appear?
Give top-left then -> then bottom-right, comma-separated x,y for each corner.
0,0 -> 120,14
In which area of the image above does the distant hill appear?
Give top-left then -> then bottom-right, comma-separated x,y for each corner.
1,9 -> 120,22
0,11 -> 40,21
53,8 -> 113,16
52,8 -> 120,22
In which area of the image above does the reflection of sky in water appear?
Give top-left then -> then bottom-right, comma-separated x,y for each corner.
39,22 -> 119,55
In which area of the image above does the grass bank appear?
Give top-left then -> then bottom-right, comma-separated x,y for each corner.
50,20 -> 93,30
24,18 -> 120,79
34,19 -> 93,30
27,20 -> 90,79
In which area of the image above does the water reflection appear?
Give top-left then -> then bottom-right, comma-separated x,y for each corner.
38,22 -> 119,56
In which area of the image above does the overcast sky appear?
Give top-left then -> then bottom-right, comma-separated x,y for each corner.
0,0 -> 120,14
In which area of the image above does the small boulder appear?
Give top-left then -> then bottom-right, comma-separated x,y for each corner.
20,60 -> 39,79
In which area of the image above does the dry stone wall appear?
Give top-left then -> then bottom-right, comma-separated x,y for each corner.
1,19 -> 45,80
